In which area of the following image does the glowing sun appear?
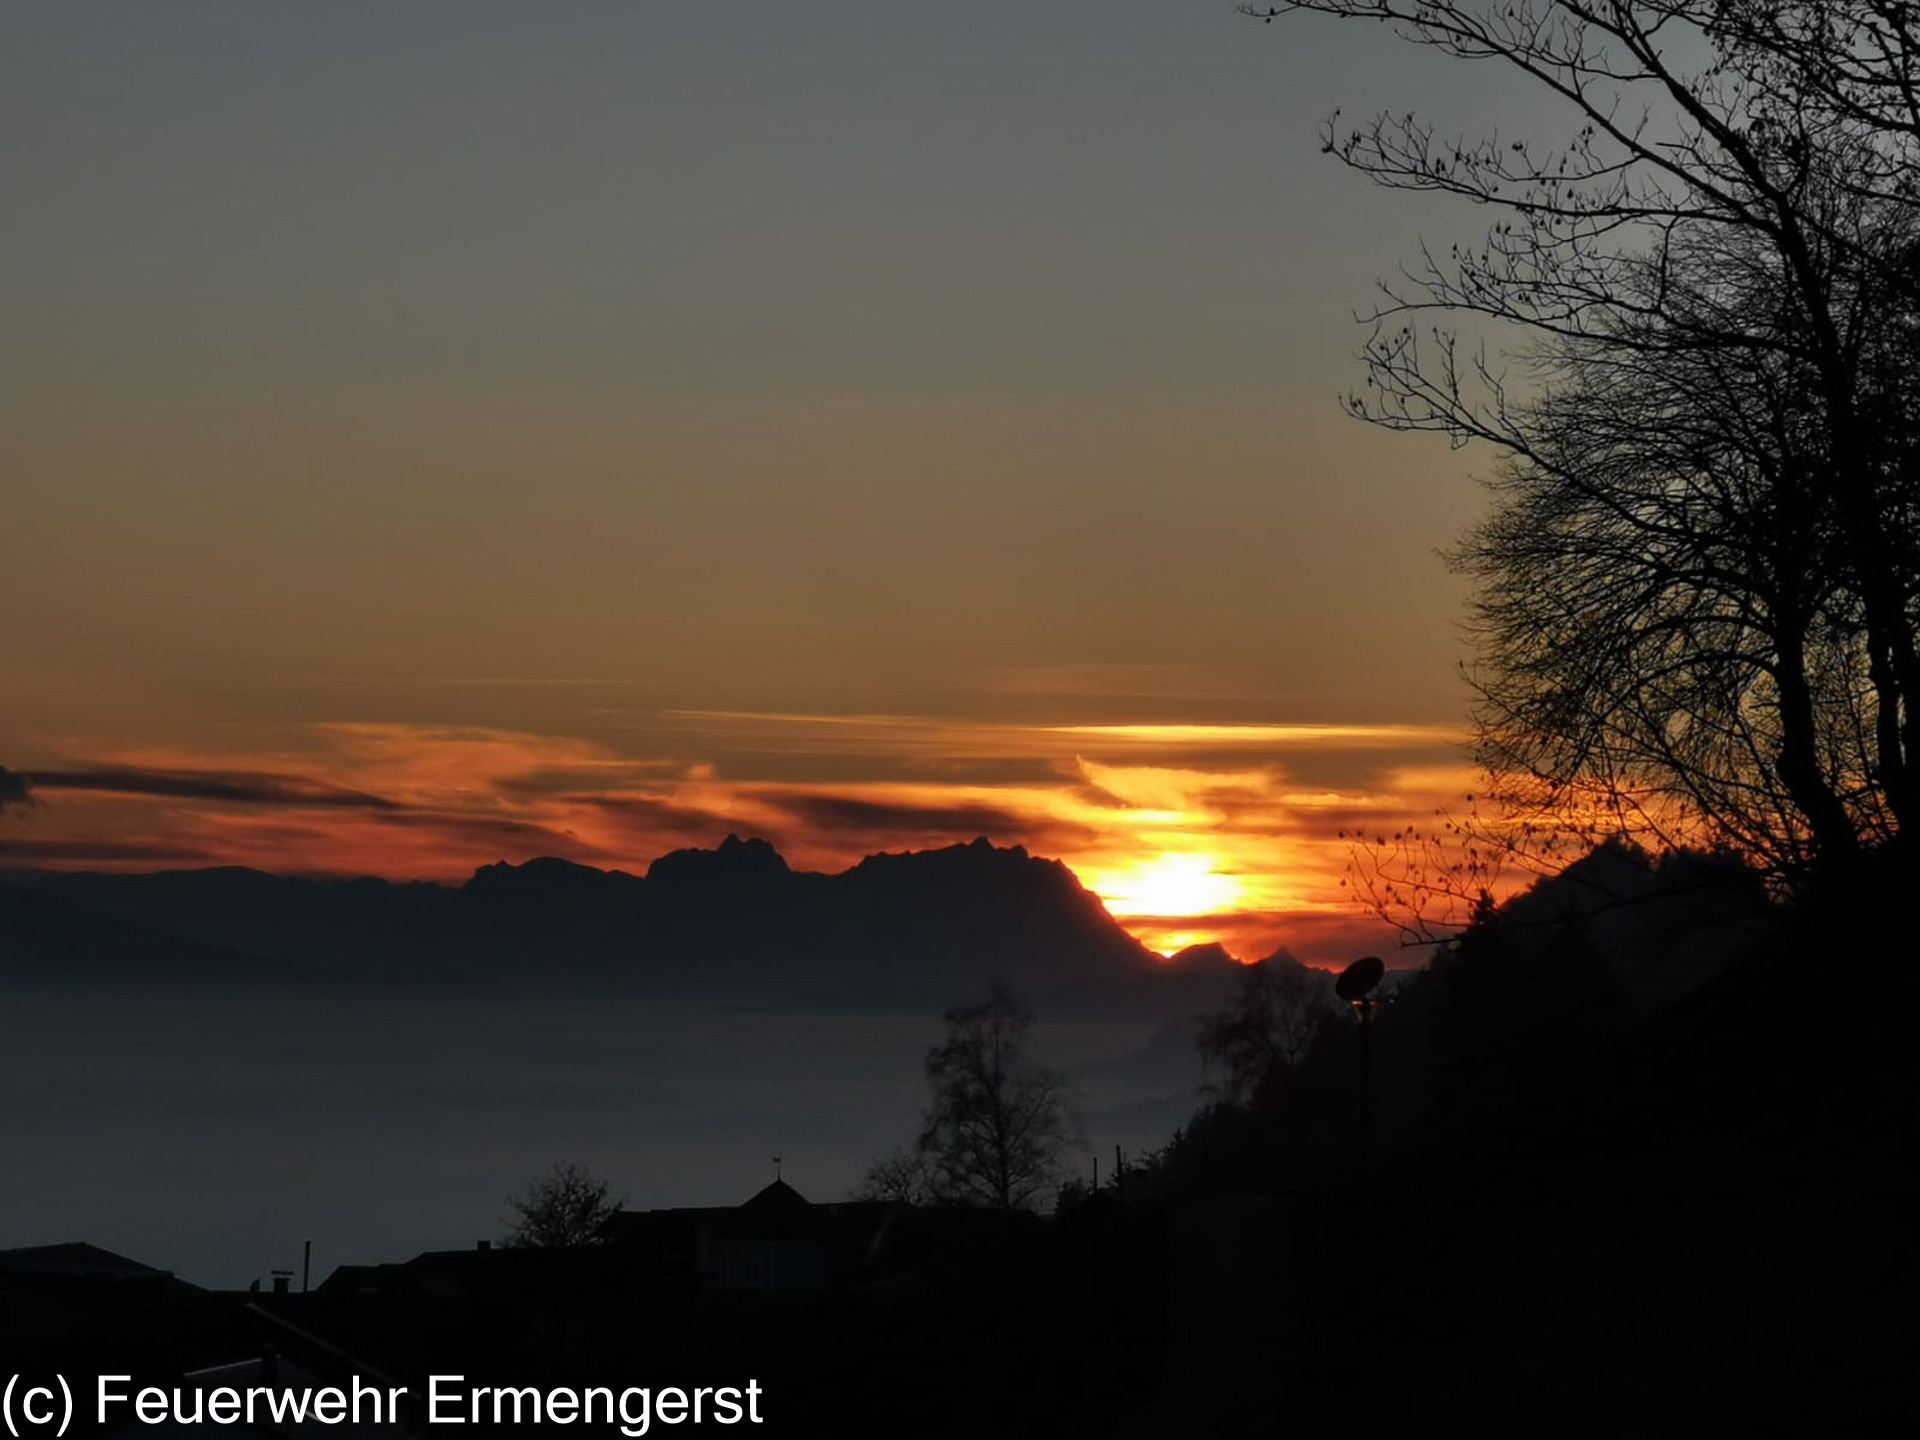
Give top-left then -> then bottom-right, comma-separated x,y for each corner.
1089,853 -> 1244,922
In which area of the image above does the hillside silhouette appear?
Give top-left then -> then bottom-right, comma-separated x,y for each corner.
7,846 -> 1912,1435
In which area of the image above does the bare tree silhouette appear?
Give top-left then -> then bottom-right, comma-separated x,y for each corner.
854,1147 -> 935,1205
916,982 -> 1079,1211
1254,1 -> 1920,900
504,1161 -> 624,1247
1196,953 -> 1337,1104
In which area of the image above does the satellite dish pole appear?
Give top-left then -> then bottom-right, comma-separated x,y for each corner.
1335,955 -> 1386,1165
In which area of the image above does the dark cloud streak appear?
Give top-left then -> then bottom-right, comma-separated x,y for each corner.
26,766 -> 404,811
0,767 -> 34,815
755,790 -> 1031,837
0,837 -> 215,863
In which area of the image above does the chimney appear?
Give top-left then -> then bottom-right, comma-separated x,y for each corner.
270,1269 -> 292,1297
476,1239 -> 492,1252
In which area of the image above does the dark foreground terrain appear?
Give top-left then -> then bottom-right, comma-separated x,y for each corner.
5,855 -> 1914,1437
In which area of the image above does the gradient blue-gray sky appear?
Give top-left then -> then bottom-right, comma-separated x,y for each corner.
2,3 -> 1564,954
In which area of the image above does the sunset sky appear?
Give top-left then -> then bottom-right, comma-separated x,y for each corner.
0,4 -> 1565,963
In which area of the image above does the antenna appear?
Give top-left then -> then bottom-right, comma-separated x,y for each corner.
772,1154 -> 783,1180
1335,954 -> 1385,1002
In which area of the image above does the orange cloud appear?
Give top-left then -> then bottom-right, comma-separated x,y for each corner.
6,713 -> 1479,965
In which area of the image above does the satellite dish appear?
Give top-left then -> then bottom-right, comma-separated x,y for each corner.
1335,955 -> 1385,1002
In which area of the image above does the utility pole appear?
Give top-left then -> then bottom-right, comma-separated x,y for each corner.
1335,956 -> 1386,1167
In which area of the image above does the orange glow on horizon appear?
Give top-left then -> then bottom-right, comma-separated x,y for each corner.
3,714 -> 1481,966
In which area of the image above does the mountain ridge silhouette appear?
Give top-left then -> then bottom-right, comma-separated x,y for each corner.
1,836 -> 1242,1012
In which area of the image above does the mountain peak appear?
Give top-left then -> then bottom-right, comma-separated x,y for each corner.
846,836 -> 1041,878
1168,940 -> 1238,970
464,855 -> 631,891
646,834 -> 790,885
1253,944 -> 1310,971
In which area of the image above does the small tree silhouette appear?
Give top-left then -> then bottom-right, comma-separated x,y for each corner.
916,981 -> 1079,1210
854,1147 -> 934,1205
504,1161 -> 624,1247
1195,953 -> 1338,1105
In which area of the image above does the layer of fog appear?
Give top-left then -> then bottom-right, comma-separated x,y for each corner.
0,986 -> 1203,1288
